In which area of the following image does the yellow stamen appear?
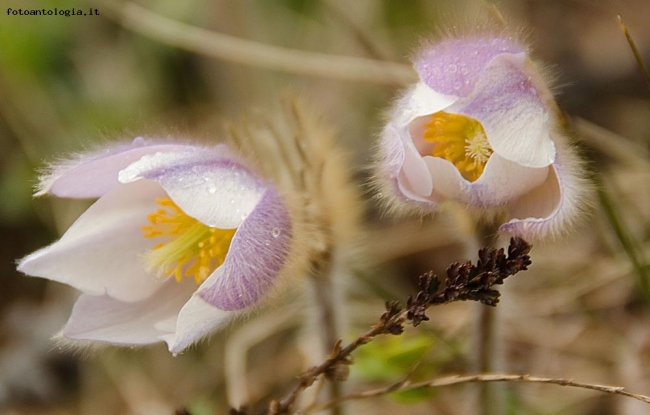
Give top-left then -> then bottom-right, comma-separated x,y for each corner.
423,111 -> 493,182
141,198 -> 236,284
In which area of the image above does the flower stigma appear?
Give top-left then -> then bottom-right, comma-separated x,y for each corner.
423,111 -> 493,182
141,198 -> 236,284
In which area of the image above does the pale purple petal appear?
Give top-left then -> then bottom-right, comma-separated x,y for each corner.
414,37 -> 524,97
449,54 -> 556,168
62,278 -> 196,345
500,143 -> 584,239
37,138 -> 193,198
119,151 -> 267,229
18,180 -> 165,302
199,186 -> 291,310
163,293 -> 234,353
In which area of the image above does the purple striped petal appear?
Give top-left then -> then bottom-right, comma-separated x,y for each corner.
199,186 -> 292,310
448,54 -> 556,168
37,138 -> 192,198
118,150 -> 267,229
414,36 -> 524,97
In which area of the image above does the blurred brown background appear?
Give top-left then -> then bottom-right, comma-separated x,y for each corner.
1,0 -> 649,414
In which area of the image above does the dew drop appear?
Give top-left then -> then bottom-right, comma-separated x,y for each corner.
264,240 -> 271,246
453,81 -> 462,90
271,227 -> 281,238
447,64 -> 458,73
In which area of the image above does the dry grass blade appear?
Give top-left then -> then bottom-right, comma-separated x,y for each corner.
310,373 -> 650,412
618,15 -> 650,89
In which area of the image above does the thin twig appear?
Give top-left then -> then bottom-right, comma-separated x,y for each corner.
265,238 -> 532,414
99,1 -> 416,85
311,373 -> 650,412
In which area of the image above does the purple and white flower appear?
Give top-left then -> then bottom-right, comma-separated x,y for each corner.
378,35 -> 588,239
18,138 -> 293,353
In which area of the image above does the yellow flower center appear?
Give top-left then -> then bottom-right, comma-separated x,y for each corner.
423,111 -> 493,182
141,198 -> 236,284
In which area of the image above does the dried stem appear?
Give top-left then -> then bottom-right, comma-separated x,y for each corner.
262,238 -> 532,415
310,373 -> 650,412
98,1 -> 415,85
618,15 -> 650,89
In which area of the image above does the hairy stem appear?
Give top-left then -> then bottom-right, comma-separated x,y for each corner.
474,224 -> 502,415
308,253 -> 344,415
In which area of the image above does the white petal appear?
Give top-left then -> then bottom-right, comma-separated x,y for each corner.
424,154 -> 549,207
404,82 -> 458,121
468,155 -> 549,207
118,150 -> 266,229
62,278 -> 196,345
38,138 -> 191,198
164,281 -> 234,353
423,156 -> 467,202
401,134 -> 434,198
18,180 -> 165,302
450,54 -> 556,168
500,136 -> 588,239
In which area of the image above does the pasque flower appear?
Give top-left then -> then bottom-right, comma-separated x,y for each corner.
377,34 -> 589,239
18,138 -> 294,353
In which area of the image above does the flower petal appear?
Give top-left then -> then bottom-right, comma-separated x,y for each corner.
62,278 -> 196,345
449,54 -> 556,168
38,138 -> 192,198
18,180 -> 165,302
381,83 -> 457,201
403,82 -> 459,120
163,293 -> 234,354
199,186 -> 292,310
423,154 -> 549,207
414,36 -> 525,97
500,139 -> 587,239
118,150 -> 267,229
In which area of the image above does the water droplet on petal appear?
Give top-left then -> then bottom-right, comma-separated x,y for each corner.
264,240 -> 271,246
448,64 -> 458,73
271,227 -> 281,238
